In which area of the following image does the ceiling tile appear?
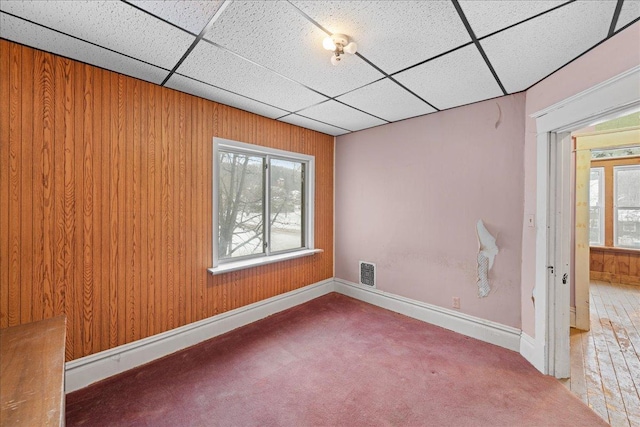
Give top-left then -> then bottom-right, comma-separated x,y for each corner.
0,0 -> 194,70
166,74 -> 288,119
205,0 -> 383,97
394,44 -> 503,111
278,114 -> 349,136
0,12 -> 168,85
616,0 -> 640,32
460,1 -> 567,38
128,0 -> 225,35
481,1 -> 616,93
290,0 -> 471,75
176,41 -> 327,113
336,78 -> 436,122
298,100 -> 387,132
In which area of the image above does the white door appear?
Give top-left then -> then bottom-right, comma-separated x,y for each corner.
552,132 -> 572,379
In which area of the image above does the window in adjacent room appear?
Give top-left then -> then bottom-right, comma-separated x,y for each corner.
589,167 -> 605,246
614,165 -> 640,249
211,138 -> 316,272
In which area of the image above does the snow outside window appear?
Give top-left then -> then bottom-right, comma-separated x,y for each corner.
214,139 -> 313,265
614,165 -> 640,249
589,167 -> 604,246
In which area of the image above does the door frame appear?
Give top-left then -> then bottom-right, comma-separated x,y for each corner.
573,126 -> 640,333
528,65 -> 639,377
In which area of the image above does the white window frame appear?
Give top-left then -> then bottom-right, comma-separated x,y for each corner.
613,164 -> 640,249
589,167 -> 605,246
209,137 -> 320,275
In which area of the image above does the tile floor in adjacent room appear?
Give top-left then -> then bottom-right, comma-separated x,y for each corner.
561,281 -> 640,426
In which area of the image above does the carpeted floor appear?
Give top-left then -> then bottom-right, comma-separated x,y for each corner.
66,293 -> 606,426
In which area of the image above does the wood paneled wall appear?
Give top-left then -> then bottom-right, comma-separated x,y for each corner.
589,156 -> 640,285
590,247 -> 640,285
0,40 -> 334,361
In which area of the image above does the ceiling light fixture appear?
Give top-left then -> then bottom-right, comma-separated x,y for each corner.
322,34 -> 357,66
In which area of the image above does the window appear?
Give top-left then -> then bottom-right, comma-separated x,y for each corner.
211,138 -> 316,273
589,167 -> 604,245
614,165 -> 640,249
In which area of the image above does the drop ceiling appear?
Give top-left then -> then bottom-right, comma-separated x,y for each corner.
1,0 -> 638,136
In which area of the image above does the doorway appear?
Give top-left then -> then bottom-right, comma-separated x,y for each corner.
563,123 -> 640,425
528,65 -> 639,381
573,126 -> 640,332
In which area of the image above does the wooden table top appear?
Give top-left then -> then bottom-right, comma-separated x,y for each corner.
1,316 -> 66,427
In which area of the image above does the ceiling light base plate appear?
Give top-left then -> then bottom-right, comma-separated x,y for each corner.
330,34 -> 349,47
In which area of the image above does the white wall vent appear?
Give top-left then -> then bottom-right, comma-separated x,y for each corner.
359,261 -> 376,288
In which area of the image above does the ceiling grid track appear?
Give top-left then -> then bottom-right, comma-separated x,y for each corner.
450,0 -> 508,96
171,72 -> 298,117
522,16 -> 639,93
275,112 -> 352,133
120,0 -> 198,37
286,0 -> 441,114
199,38 -> 333,101
608,0 -> 626,37
324,98 -> 389,124
160,0 -> 232,86
1,0 -> 637,136
0,10 -> 169,73
354,52 -> 441,112
476,0 -> 576,42
389,42 -> 473,78
286,0 -> 332,36
284,0 -> 406,125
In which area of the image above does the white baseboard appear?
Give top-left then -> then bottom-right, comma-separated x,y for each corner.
67,277 -> 534,393
570,306 -> 576,328
520,332 -> 544,373
333,279 -> 521,352
520,332 -> 536,362
65,278 -> 334,393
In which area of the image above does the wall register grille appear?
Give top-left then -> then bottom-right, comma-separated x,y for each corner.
359,261 -> 376,288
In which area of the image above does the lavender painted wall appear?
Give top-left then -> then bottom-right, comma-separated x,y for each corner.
520,22 -> 640,337
335,94 -> 526,329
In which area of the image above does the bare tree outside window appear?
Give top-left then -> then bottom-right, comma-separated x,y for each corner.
270,159 -> 303,252
218,152 -> 265,259
218,151 -> 306,261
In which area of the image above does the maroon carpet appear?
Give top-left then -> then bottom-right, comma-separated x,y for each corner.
66,293 -> 605,426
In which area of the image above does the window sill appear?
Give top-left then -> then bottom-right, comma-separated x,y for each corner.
589,245 -> 640,254
208,249 -> 323,275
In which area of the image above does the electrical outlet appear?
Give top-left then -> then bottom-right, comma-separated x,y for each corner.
452,297 -> 460,309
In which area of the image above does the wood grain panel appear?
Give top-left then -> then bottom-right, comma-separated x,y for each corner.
631,255 -> 640,278
115,73 -> 126,348
590,249 -> 604,272
60,56 -> 76,361
602,252 -> 615,274
20,46 -> 34,326
617,253 -> 630,276
8,42 -> 23,327
0,40 -> 334,361
73,60 -> 85,359
31,49 -> 44,323
0,40 -> 10,329
590,247 -> 640,285
0,316 -> 66,427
